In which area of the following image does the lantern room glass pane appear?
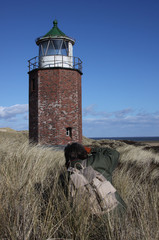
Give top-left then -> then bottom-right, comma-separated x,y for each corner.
39,44 -> 43,56
47,41 -> 55,55
42,42 -> 48,55
53,40 -> 62,55
61,41 -> 68,56
39,39 -> 69,56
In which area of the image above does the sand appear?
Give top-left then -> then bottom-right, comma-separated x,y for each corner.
142,141 -> 159,146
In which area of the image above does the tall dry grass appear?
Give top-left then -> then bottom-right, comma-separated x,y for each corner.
0,132 -> 158,239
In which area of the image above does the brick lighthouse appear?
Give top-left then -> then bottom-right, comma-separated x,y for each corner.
28,20 -> 82,145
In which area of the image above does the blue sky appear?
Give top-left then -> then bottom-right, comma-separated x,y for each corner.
0,0 -> 159,137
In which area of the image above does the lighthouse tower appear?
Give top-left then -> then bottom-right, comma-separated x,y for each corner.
28,20 -> 82,145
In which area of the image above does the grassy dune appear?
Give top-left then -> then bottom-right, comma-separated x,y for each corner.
0,131 -> 159,239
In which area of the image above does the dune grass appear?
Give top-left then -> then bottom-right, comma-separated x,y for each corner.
0,132 -> 158,239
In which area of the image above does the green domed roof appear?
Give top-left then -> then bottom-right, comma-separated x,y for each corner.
43,20 -> 66,37
36,20 -> 75,45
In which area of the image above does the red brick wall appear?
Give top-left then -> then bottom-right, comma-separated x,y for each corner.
29,68 -> 82,145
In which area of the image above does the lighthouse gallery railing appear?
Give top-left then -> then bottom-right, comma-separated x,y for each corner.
28,56 -> 82,73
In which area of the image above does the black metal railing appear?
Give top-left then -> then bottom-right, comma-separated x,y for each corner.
28,56 -> 82,73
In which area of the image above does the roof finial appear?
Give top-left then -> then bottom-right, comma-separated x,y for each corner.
53,19 -> 58,27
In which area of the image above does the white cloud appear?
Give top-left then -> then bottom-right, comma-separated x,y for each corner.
113,108 -> 134,118
83,104 -> 112,118
0,104 -> 28,120
82,105 -> 159,137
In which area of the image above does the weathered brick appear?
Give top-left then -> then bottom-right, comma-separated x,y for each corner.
29,68 -> 82,145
